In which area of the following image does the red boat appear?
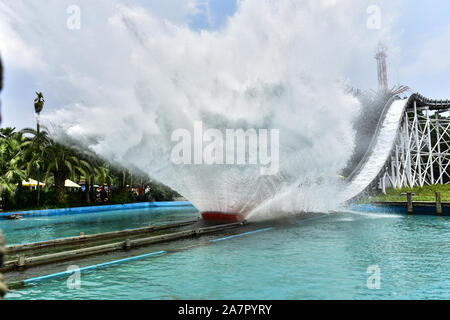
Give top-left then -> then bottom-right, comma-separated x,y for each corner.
201,212 -> 246,222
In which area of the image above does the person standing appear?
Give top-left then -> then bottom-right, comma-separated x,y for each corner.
144,185 -> 151,201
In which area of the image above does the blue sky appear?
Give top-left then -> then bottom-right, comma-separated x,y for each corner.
189,0 -> 237,30
391,0 -> 450,96
1,0 -> 450,129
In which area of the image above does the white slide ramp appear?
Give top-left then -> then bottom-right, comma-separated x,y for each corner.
341,98 -> 409,201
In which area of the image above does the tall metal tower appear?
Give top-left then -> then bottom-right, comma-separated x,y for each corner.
375,44 -> 388,92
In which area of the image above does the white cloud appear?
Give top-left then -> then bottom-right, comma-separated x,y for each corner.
403,24 -> 450,77
0,3 -> 46,70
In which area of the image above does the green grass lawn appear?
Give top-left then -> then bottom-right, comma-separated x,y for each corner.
363,184 -> 450,203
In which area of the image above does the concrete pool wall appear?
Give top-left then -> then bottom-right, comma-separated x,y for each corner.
349,202 -> 450,216
0,201 -> 195,219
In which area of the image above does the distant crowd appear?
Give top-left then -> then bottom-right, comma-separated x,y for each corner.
81,184 -> 154,203
131,185 -> 153,202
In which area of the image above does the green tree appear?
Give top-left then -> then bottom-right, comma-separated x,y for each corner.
34,92 -> 45,116
0,128 -> 28,197
43,141 -> 81,204
21,128 -> 51,206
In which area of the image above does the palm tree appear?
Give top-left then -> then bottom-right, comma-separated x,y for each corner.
0,129 -> 28,189
43,141 -> 81,204
66,145 -> 104,204
96,164 -> 114,186
1,162 -> 27,194
21,128 -> 51,206
34,92 -> 45,117
0,129 -> 28,208
0,127 -> 16,139
75,158 -> 95,204
30,92 -> 45,204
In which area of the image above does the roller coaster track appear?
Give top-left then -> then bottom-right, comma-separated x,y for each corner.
408,93 -> 450,111
343,93 -> 450,202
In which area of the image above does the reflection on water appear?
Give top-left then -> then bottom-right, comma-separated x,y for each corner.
0,207 -> 199,245
6,211 -> 450,300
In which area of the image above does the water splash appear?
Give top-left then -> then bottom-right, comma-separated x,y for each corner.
339,99 -> 409,202
0,0 -> 397,220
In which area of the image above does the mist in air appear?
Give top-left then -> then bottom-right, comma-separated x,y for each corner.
0,0 -> 399,219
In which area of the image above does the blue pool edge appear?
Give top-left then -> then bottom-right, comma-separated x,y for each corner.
0,201 -> 195,219
348,202 -> 450,216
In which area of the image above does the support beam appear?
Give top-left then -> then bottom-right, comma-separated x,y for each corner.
376,95 -> 450,196
426,110 -> 435,184
407,192 -> 413,215
436,192 -> 442,216
436,112 -> 444,184
414,102 -> 424,187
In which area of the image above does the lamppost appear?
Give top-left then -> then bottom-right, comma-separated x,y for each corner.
0,53 -> 8,299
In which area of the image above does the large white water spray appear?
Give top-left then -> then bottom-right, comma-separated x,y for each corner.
0,0 -> 397,220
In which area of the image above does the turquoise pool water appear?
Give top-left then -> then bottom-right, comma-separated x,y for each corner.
5,210 -> 450,300
0,206 -> 199,245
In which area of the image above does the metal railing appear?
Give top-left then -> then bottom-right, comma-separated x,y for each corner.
407,93 -> 450,111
